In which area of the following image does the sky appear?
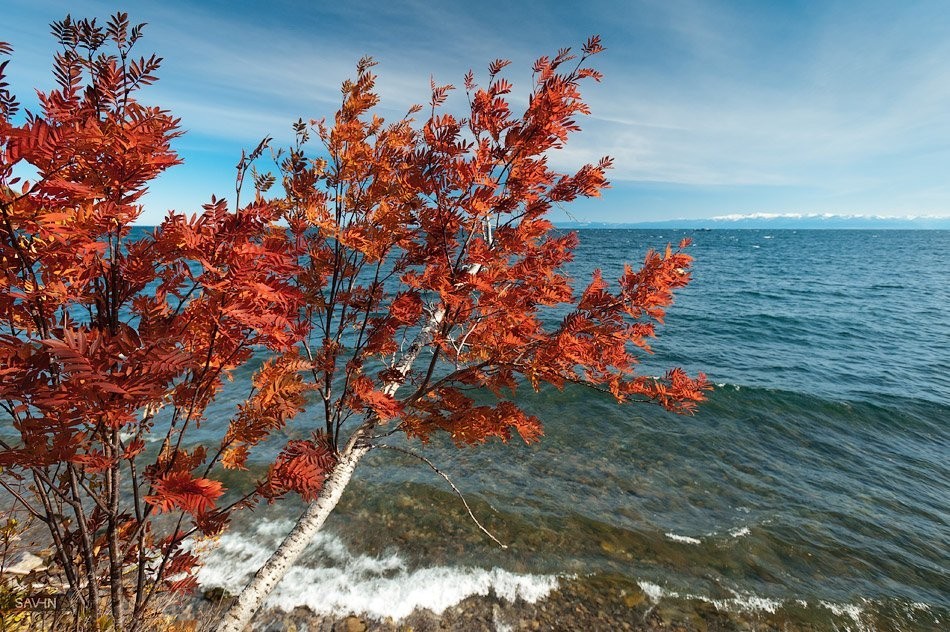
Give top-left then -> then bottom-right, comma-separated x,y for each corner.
3,0 -> 950,225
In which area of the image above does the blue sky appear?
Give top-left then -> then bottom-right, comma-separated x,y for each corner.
4,0 -> 950,224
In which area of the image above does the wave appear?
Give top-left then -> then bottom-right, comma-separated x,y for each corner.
664,532 -> 702,545
634,581 -> 887,630
192,519 -> 946,629
728,526 -> 750,538
632,577 -> 948,630
637,581 -> 779,613
194,520 -> 558,620
704,380 -> 949,430
820,601 -> 866,627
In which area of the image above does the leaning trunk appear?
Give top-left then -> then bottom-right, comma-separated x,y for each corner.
214,445 -> 369,632
216,303 -> 450,631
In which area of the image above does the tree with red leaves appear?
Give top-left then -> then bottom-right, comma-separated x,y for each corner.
0,14 -> 302,630
215,38 -> 708,632
0,13 -> 707,631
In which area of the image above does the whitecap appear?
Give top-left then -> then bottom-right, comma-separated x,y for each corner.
637,581 -> 673,602
665,532 -> 702,545
820,601 -> 866,626
194,523 -> 558,621
709,593 -> 781,614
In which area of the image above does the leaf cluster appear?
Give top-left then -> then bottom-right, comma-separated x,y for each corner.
0,15 -> 709,630
0,14 -> 304,629
228,35 -> 709,483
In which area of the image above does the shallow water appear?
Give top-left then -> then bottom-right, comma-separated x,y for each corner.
191,229 -> 950,630
87,229 -> 950,628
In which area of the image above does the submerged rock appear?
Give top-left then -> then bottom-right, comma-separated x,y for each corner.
336,615 -> 367,632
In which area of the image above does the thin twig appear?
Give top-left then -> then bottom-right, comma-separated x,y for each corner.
0,478 -> 47,522
373,444 -> 508,549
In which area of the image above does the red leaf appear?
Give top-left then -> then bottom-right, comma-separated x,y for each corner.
145,472 -> 224,515
262,436 -> 337,502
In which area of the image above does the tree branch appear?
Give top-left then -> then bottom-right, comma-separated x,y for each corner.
373,443 -> 507,549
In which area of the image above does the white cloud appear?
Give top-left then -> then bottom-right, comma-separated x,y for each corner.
5,0 -> 950,218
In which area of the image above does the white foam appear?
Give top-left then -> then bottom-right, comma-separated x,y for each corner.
637,581 -> 674,602
194,522 -> 558,621
710,593 -> 781,614
728,527 -> 750,538
254,519 -> 297,537
820,601 -> 866,627
637,582 -> 780,615
665,532 -> 702,545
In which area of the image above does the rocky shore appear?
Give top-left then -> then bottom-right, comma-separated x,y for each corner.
185,574 -> 837,632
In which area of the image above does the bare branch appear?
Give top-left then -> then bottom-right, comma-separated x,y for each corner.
373,444 -> 508,549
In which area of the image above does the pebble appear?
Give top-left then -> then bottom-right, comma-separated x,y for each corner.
337,615 -> 367,632
623,591 -> 647,608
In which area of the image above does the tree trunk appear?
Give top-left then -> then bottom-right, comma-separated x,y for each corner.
214,445 -> 369,632
216,300 -> 451,631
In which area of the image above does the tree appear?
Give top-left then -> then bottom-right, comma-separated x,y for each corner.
0,14 -> 303,631
215,40 -> 709,632
1,13 -> 708,631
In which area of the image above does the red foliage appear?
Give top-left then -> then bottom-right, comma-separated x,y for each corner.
261,435 -> 337,502
0,14 -> 303,625
0,13 -> 708,628
262,35 -> 709,462
145,472 -> 225,515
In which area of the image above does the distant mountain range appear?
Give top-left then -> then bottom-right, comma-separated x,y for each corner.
556,213 -> 950,230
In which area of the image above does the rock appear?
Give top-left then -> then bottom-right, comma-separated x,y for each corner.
4,551 -> 45,575
202,586 -> 231,603
694,600 -> 720,619
336,615 -> 367,632
622,590 -> 646,609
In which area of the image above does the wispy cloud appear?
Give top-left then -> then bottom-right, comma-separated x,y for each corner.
5,0 -> 950,222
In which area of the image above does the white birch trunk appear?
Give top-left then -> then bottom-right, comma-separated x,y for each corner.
215,306 -> 449,632
214,444 -> 368,632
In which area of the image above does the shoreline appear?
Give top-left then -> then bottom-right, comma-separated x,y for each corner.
183,573 -> 907,632
190,575 -> 743,631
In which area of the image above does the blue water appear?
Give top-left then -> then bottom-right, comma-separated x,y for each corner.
640,229 -> 950,407
1,209 -> 946,625
192,229 -> 950,628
